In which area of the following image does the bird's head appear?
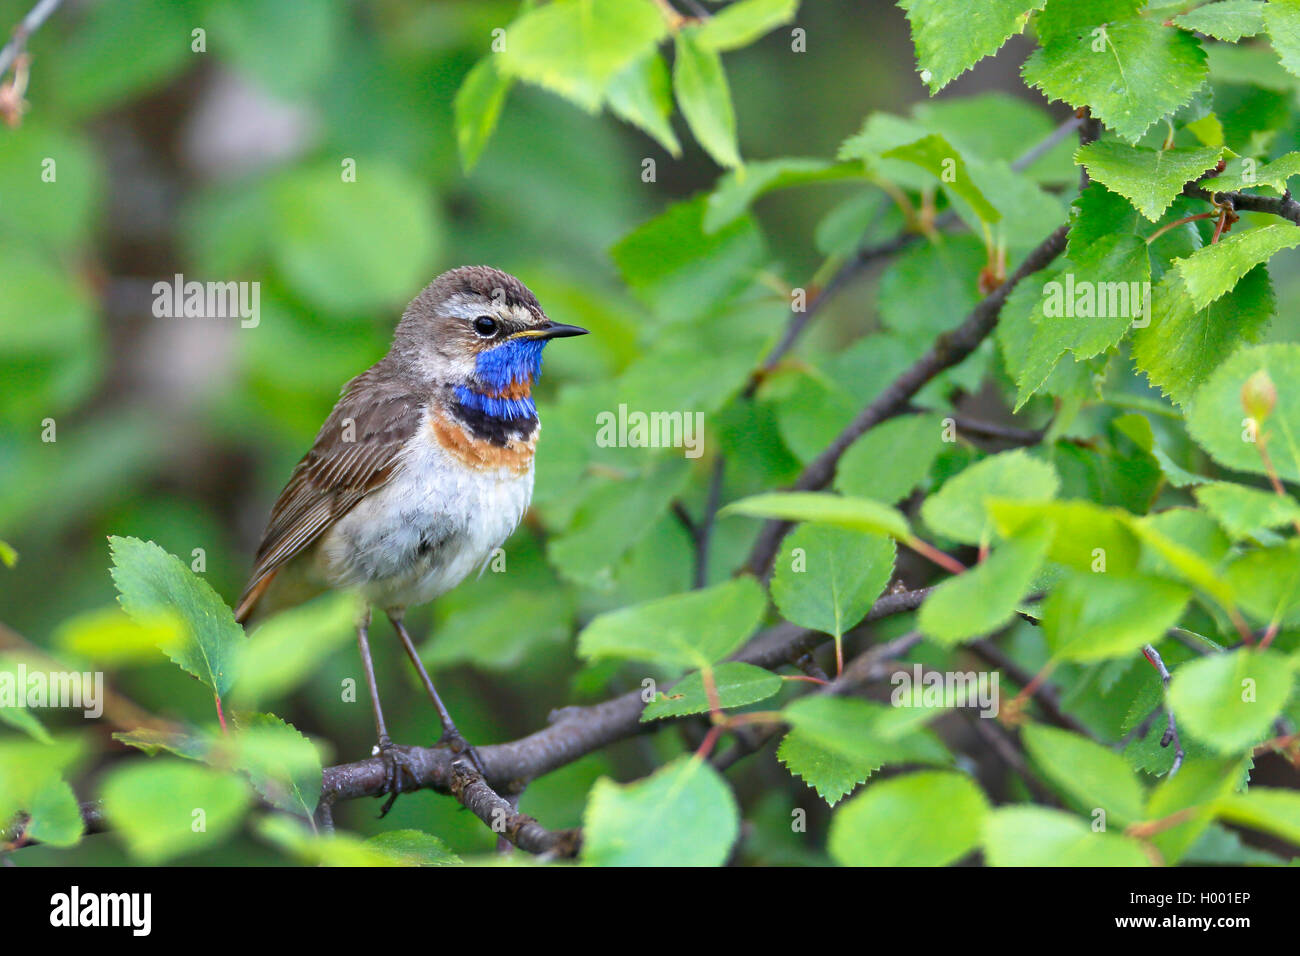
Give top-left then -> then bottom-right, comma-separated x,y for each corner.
392,266 -> 588,419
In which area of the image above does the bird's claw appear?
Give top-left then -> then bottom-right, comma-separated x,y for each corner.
374,736 -> 418,817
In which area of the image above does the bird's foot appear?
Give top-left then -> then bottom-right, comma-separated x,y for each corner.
436,729 -> 486,776
373,735 -> 418,817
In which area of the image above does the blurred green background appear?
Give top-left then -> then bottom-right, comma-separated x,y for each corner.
6,0 -> 1299,864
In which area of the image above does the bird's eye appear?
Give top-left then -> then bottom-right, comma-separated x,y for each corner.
473,315 -> 498,337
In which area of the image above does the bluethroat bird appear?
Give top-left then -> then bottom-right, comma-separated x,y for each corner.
234,266 -> 588,810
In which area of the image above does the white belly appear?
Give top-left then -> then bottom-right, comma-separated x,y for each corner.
314,426 -> 533,612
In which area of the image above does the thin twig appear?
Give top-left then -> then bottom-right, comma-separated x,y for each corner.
1183,184 -> 1300,228
744,223 -> 1070,577
1142,643 -> 1185,778
969,637 -> 1094,738
0,0 -> 63,78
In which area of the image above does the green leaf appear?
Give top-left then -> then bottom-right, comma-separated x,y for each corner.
770,525 -> 895,638
875,238 -> 985,343
673,28 -> 742,168
49,0 -> 192,117
582,756 -> 739,866
1225,541 -> 1300,624
1205,37 -> 1299,89
1174,0 -> 1267,42
363,830 -> 461,866
982,806 -> 1151,865
1131,264 -> 1275,406
498,0 -> 668,112
1127,515 -> 1236,606
269,163 -> 442,316
835,413 -> 947,503
19,776 -> 84,847
1215,788 -> 1300,845
898,0 -> 1048,93
577,578 -> 767,669
828,771 -> 988,866
454,56 -> 514,172
0,737 -> 83,832
53,605 -> 186,665
112,725 -> 215,761
1042,573 -> 1189,661
548,457 -> 691,590
108,536 -> 246,697
1187,344 -> 1300,482
231,592 -> 357,706
641,662 -> 782,721
1015,231 -> 1151,408
610,195 -> 765,323
989,499 -> 1143,574
723,491 -> 912,541
704,159 -> 862,233
696,0 -> 800,51
0,538 -> 15,567
1201,151 -> 1300,193
1022,724 -> 1146,825
424,589 -> 572,670
1265,0 -> 1300,78
1168,649 -> 1297,753
776,732 -> 872,807
1074,142 -> 1222,221
918,525 -> 1050,645
1112,413 -> 1210,488
882,134 -> 1001,223
1195,482 -> 1300,539
607,53 -> 681,156
205,0 -> 342,99
921,449 -> 1060,545
836,111 -> 934,189
1177,223 -> 1300,310
101,759 -> 251,863
779,697 -> 950,805
257,815 -> 460,866
233,713 -> 322,819
1144,757 -> 1246,863
1033,0 -> 1145,45
1022,17 -> 1209,144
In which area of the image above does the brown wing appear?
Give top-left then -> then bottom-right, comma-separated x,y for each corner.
235,365 -> 423,623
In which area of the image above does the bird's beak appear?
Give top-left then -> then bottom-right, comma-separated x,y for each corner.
512,322 -> 590,340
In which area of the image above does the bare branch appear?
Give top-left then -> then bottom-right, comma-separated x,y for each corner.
0,0 -> 63,78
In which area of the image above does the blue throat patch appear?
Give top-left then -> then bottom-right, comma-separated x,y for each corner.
455,338 -> 546,421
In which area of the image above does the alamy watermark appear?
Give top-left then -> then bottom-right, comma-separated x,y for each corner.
152,274 -> 260,328
595,404 -> 704,459
0,663 -> 103,718
890,664 -> 1000,718
1042,273 -> 1151,328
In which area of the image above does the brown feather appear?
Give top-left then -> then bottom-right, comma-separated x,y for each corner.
235,360 -> 423,621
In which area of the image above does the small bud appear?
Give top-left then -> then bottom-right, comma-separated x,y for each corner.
1241,369 -> 1277,423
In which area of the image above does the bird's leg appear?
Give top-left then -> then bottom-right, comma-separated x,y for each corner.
388,612 -> 486,775
356,606 -> 416,816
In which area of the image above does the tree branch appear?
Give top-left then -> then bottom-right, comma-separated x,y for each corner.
1182,183 -> 1300,228
316,587 -> 934,852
